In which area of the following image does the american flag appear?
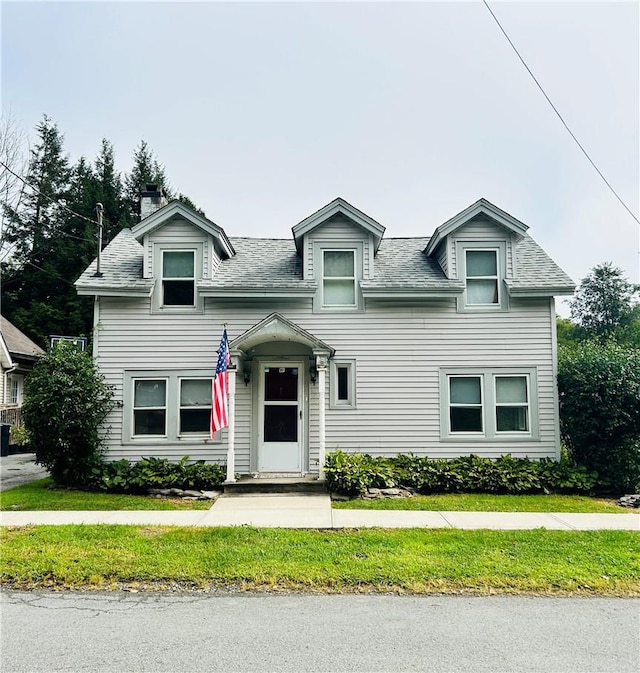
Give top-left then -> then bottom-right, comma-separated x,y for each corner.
211,329 -> 230,438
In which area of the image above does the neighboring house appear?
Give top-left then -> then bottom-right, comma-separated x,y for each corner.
75,189 -> 574,480
0,315 -> 45,425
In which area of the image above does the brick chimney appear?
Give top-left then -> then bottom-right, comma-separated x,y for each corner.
140,184 -> 168,220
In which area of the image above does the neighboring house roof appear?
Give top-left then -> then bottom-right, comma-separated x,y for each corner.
199,238 -> 317,297
424,198 -> 529,257
131,200 -> 235,258
0,315 -> 45,361
292,197 -> 386,254
75,229 -> 154,296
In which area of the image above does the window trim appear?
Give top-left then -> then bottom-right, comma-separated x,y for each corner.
448,374 -> 484,435
330,359 -> 357,409
313,241 -> 364,312
161,249 -> 196,308
132,377 -> 168,439
456,241 -> 508,312
152,243 -> 204,313
440,367 -> 538,441
178,376 -> 213,437
123,370 -> 217,444
322,249 -> 357,308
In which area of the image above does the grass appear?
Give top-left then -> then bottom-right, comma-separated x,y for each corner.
0,479 -> 212,511
333,493 -> 626,513
1,526 -> 638,595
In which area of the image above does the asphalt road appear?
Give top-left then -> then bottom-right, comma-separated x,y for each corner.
1,592 -> 638,672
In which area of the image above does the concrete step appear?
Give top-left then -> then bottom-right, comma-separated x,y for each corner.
223,476 -> 327,495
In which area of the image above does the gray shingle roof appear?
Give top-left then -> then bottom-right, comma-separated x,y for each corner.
199,238 -> 317,291
75,229 -> 153,293
512,236 -> 574,292
74,229 -> 573,296
361,238 -> 462,290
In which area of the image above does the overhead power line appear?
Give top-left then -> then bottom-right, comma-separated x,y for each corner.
483,1 -> 639,226
0,160 -> 99,226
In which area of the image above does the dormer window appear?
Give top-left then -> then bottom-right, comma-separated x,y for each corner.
162,250 -> 195,306
323,250 -> 356,307
465,250 -> 499,306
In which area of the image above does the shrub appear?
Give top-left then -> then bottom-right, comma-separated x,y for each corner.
558,341 -> 640,492
326,451 -> 598,496
324,450 -> 396,495
23,341 -> 115,487
94,456 -> 226,494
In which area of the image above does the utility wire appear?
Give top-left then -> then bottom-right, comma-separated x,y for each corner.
0,160 -> 99,226
483,0 -> 639,226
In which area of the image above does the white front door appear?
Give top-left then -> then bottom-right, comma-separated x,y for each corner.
257,362 -> 303,472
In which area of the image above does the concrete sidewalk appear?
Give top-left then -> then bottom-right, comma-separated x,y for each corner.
1,493 -> 638,530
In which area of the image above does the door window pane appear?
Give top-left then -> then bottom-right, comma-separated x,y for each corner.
264,405 -> 298,442
264,368 -> 298,402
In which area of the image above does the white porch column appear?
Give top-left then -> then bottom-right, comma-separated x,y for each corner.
316,354 -> 328,481
225,365 -> 237,483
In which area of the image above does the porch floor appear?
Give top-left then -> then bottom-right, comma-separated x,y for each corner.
223,475 -> 327,495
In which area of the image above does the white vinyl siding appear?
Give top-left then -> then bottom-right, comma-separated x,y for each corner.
97,294 -> 557,467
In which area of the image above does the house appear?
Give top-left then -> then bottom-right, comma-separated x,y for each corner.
0,315 -> 45,425
75,189 -> 574,481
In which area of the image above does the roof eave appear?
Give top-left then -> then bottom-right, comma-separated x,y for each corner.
132,201 -> 236,258
425,198 -> 530,257
292,198 -> 386,254
361,286 -> 465,298
199,287 -> 317,298
506,285 -> 576,297
76,286 -> 153,298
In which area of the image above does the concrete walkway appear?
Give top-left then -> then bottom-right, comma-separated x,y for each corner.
1,493 -> 638,530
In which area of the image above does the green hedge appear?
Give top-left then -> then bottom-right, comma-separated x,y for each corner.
324,450 -> 598,496
89,456 -> 226,494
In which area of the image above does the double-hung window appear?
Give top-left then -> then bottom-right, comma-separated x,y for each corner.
133,379 -> 167,436
465,250 -> 499,306
126,371 -> 216,442
323,250 -> 356,307
179,378 -> 212,435
495,375 -> 529,433
449,376 -> 483,433
162,250 -> 195,307
441,368 -> 537,440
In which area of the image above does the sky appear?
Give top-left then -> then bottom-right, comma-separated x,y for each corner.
1,1 -> 638,316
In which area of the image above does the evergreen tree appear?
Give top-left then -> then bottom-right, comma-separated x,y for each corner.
123,140 -> 170,225
94,139 -> 125,242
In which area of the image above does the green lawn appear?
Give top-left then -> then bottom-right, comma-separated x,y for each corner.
333,493 -> 625,513
1,526 -> 638,595
0,479 -> 212,511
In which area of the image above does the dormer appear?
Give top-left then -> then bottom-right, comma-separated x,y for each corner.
131,199 -> 234,313
292,198 -> 385,311
425,199 -> 529,311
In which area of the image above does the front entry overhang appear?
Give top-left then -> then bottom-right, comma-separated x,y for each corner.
224,314 -> 334,483
229,313 -> 335,358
